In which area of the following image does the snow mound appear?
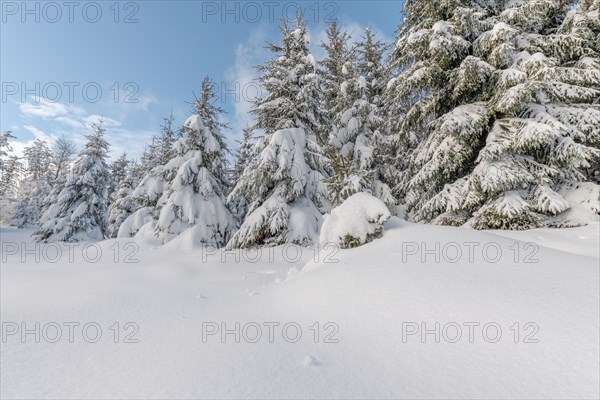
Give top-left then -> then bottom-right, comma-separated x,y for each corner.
320,193 -> 391,248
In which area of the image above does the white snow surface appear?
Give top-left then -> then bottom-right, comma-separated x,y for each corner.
1,219 -> 599,399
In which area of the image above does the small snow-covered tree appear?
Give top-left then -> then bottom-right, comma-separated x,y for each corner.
0,131 -> 15,172
138,114 -> 177,174
34,121 -> 110,242
35,136 -> 78,232
149,77 -> 235,246
117,163 -> 168,238
154,114 -> 177,167
0,131 -> 19,198
50,135 -> 77,186
107,159 -> 140,238
226,16 -> 330,249
108,152 -> 129,204
0,155 -> 22,199
0,133 -> 23,225
117,115 -> 179,238
12,139 -> 54,227
232,125 -> 255,184
229,125 -> 256,222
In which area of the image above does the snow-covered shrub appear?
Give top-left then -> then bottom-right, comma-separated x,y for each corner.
320,192 -> 391,249
117,206 -> 155,239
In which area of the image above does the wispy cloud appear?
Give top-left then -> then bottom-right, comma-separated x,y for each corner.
225,28 -> 269,146
83,114 -> 122,127
23,125 -> 52,141
19,99 -> 70,118
55,116 -> 85,128
9,99 -> 154,161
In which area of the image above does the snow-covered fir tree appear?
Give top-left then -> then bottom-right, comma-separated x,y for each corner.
0,132 -> 22,225
34,121 -> 110,242
0,131 -> 18,197
117,115 -> 179,238
0,131 -> 15,173
12,139 -> 54,228
117,163 -> 168,238
356,28 -> 390,109
138,114 -> 177,174
107,159 -> 140,238
358,28 -> 396,207
108,152 -> 129,204
384,0 -> 489,188
229,125 -> 256,222
50,135 -> 77,185
149,77 -> 235,246
319,19 -> 353,143
35,136 -> 78,230
401,0 -> 600,229
226,16 -> 330,249
0,155 -> 21,199
326,41 -> 394,207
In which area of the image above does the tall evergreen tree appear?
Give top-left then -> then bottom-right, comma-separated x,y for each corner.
356,28 -> 390,108
326,38 -> 394,207
150,77 -> 235,246
402,0 -> 600,229
34,121 -> 110,242
384,0 -> 489,195
226,16 -> 330,249
320,20 -> 354,144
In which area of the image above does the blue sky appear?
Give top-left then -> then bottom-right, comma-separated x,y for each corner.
1,0 -> 404,160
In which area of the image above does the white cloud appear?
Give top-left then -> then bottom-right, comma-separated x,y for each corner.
135,95 -> 159,112
105,128 -> 155,161
10,96 -> 160,162
225,28 -> 269,145
55,116 -> 85,128
83,114 -> 122,127
19,99 -> 69,118
23,125 -> 52,141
